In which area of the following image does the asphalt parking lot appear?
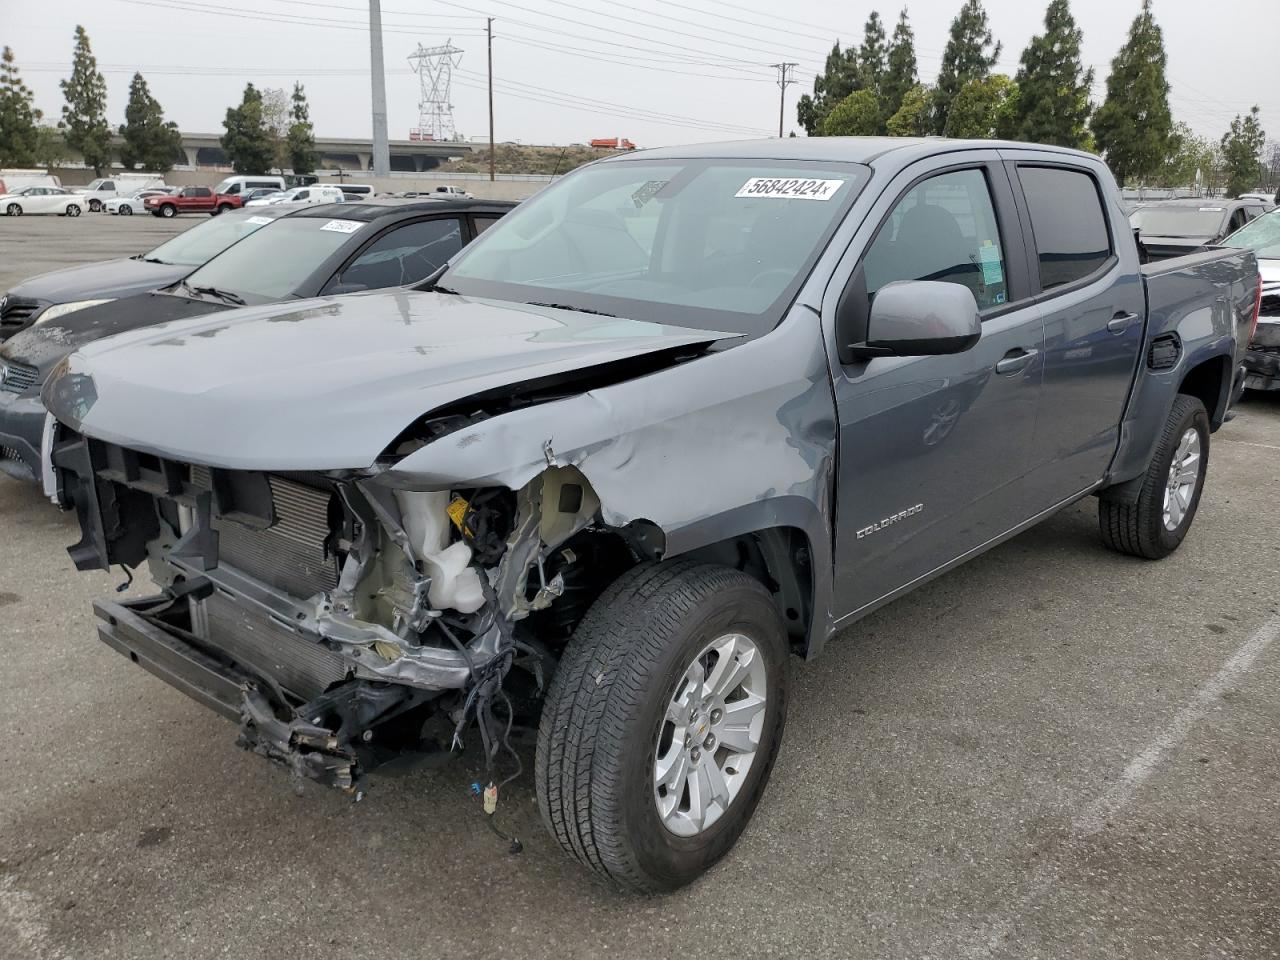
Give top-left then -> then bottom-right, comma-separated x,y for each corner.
2,215 -> 1279,960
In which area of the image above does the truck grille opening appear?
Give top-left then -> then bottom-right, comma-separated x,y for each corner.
0,359 -> 39,394
0,297 -> 42,336
191,467 -> 340,600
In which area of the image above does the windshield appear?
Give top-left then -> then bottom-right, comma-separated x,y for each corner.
85,178 -> 107,191
1224,209 -> 1280,260
1132,205 -> 1228,238
144,212 -> 276,267
181,216 -> 363,301
443,158 -> 868,336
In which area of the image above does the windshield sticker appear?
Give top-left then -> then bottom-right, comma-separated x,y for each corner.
320,219 -> 362,233
977,242 -> 1004,287
631,180 -> 668,208
245,215 -> 274,226
734,177 -> 844,201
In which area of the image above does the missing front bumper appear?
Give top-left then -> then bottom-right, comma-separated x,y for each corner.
94,596 -> 433,790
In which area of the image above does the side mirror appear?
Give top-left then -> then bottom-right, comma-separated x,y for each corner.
841,280 -> 981,360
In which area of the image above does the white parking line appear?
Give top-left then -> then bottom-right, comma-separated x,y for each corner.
1219,437 -> 1280,452
963,612 -> 1280,957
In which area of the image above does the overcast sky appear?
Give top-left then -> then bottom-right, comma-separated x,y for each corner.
2,0 -> 1273,149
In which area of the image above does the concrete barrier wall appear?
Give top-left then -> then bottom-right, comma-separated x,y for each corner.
53,168 -> 551,201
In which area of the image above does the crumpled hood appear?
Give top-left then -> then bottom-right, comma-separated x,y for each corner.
7,257 -> 188,305
44,290 -> 735,471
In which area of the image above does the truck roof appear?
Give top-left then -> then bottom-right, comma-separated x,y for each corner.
610,136 -> 1098,169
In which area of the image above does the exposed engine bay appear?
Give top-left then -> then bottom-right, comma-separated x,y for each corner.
54,431 -> 644,793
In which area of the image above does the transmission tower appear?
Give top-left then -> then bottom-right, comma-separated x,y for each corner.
408,41 -> 464,142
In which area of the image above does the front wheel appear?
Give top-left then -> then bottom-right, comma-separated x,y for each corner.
5,203 -> 20,217
66,204 -> 81,217
88,198 -> 102,212
120,204 -> 133,216
536,561 -> 789,892
159,204 -> 176,218
214,204 -> 233,215
1099,394 -> 1210,559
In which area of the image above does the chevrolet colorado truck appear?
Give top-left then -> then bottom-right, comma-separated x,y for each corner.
44,139 -> 1261,892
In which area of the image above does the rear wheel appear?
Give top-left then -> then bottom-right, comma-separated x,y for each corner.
159,204 -> 176,218
5,203 -> 19,217
536,561 -> 789,892
88,198 -> 102,212
66,204 -> 81,217
1099,394 -> 1210,559
214,203 -> 233,215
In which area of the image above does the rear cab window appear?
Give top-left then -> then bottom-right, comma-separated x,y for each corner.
1016,166 -> 1114,291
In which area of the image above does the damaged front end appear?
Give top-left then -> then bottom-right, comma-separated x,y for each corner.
54,432 -> 642,792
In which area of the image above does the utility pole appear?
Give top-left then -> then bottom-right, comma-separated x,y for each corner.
487,17 -> 495,182
772,62 -> 798,138
368,0 -> 390,177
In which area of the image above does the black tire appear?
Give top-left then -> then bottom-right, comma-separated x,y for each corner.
159,204 -> 176,218
66,204 -> 81,218
88,198 -> 101,212
214,203 -> 233,215
1099,394 -> 1210,559
5,203 -> 20,217
535,560 -> 789,892
120,204 -> 132,216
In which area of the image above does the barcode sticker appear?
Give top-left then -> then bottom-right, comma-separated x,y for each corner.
320,219 -> 363,233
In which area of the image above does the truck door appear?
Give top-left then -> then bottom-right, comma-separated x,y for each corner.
825,155 -> 1046,617
1005,158 -> 1146,502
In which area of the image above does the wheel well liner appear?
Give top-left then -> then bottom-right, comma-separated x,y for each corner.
1178,354 -> 1230,429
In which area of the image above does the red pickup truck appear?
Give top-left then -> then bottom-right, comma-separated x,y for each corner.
145,186 -> 240,218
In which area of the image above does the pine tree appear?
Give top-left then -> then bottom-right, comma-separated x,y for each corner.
887,84 -> 933,136
286,82 -> 317,175
1091,0 -> 1171,186
882,10 -> 919,125
933,0 -> 1002,135
1012,0 -> 1092,147
796,42 -> 861,136
1221,106 -> 1266,197
59,26 -> 112,175
119,73 -> 182,172
858,12 -> 888,96
944,75 -> 1017,139
220,83 -> 274,175
0,46 -> 42,167
822,90 -> 882,136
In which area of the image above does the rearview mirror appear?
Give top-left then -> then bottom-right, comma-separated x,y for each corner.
844,280 -> 981,360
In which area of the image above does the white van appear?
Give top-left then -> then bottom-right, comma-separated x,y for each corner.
0,169 -> 61,194
212,175 -> 288,203
76,174 -> 166,212
338,183 -> 374,200
244,184 -> 346,207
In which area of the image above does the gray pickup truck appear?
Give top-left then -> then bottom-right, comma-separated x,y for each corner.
44,138 -> 1260,892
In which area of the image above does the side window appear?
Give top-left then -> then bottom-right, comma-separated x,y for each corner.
101,181 -> 115,191
863,167 -> 1008,310
296,190 -> 310,200
197,187 -> 212,198
1018,166 -> 1113,289
337,218 -> 464,290
472,215 -> 501,235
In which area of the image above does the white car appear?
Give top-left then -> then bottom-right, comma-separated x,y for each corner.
1,187 -> 84,217
245,185 -> 345,207
75,175 -> 166,212
105,189 -> 172,216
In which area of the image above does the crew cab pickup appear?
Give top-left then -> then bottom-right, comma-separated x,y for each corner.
145,186 -> 236,217
45,139 -> 1261,893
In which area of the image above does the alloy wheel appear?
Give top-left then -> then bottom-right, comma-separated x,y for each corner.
1162,427 -> 1201,531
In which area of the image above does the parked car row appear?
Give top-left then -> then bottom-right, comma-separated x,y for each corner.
0,138 -> 1266,894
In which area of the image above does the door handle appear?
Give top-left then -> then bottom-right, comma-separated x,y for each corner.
1107,311 -> 1138,333
995,348 -> 1038,375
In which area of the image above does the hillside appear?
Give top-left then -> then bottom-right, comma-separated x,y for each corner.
434,142 -> 631,176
